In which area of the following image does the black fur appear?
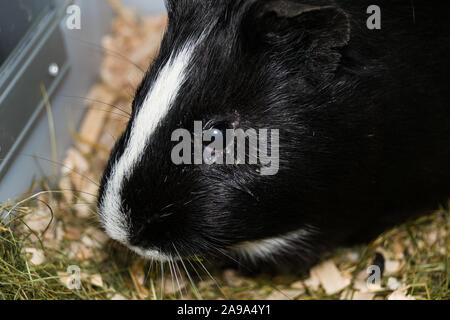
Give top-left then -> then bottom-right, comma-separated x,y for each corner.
98,0 -> 450,268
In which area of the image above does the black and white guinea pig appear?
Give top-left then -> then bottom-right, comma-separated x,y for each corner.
97,0 -> 450,268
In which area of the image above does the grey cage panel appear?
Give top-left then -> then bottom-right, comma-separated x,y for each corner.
0,0 -> 166,202
0,0 -> 70,179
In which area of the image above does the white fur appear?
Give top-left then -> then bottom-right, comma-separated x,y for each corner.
129,246 -> 173,262
231,228 -> 313,262
99,43 -> 197,244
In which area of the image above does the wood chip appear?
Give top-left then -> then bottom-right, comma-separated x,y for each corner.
387,277 -> 401,290
303,274 -> 320,291
63,148 -> 91,190
223,269 -> 244,287
266,289 -> 304,300
86,227 -> 110,246
111,294 -> 128,300
76,85 -> 116,154
130,259 -> 146,286
129,259 -> 151,299
354,280 -> 383,293
290,280 -> 305,290
310,260 -> 350,295
57,272 -> 71,288
341,288 -> 376,300
347,251 -> 360,262
352,291 -> 376,300
384,259 -> 402,274
67,148 -> 90,172
392,242 -> 405,259
388,289 -> 415,300
23,248 -> 46,266
67,242 -> 94,261
23,208 -> 53,234
108,0 -> 138,25
158,272 -> 187,296
73,200 -> 92,218
90,274 -> 104,288
80,178 -> 99,203
426,230 -> 438,245
58,176 -> 73,203
65,226 -> 82,241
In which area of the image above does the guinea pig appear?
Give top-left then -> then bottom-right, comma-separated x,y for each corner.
97,0 -> 450,268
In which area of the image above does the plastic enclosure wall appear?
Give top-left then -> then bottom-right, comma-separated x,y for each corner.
0,0 -> 112,202
0,0 -> 166,203
0,1 -> 69,181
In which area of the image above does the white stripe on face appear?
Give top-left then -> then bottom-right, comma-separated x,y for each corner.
99,42 -> 198,244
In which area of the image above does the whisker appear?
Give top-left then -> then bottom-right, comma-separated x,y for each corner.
167,259 -> 177,298
146,258 -> 155,280
58,94 -> 132,117
173,245 -> 202,300
22,154 -> 100,187
69,105 -> 131,120
194,255 -> 227,299
173,257 -> 187,298
170,257 -> 184,299
186,257 -> 204,282
67,35 -> 146,73
146,258 -> 158,300
106,131 -> 118,144
160,261 -> 165,300
213,247 -> 243,268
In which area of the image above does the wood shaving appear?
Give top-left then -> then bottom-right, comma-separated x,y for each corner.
310,260 -> 351,295
223,269 -> 244,287
111,294 -> 128,300
388,289 -> 416,300
290,280 -> 305,290
22,248 -> 46,266
90,274 -> 104,288
352,291 -> 376,300
384,259 -> 402,275
303,274 -> 320,292
387,277 -> 402,290
266,289 -> 304,300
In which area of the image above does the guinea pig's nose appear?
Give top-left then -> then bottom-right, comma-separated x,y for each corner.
129,231 -> 148,248
128,223 -> 148,247
128,220 -> 163,248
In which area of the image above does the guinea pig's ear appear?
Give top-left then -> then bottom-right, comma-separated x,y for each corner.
243,0 -> 351,81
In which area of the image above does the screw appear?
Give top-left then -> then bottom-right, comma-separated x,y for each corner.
48,63 -> 59,77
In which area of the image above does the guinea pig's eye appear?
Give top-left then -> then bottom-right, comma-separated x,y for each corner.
204,121 -> 233,137
202,120 -> 234,143
202,120 -> 234,164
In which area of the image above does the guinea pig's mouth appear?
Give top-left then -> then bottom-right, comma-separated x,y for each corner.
97,211 -> 179,262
